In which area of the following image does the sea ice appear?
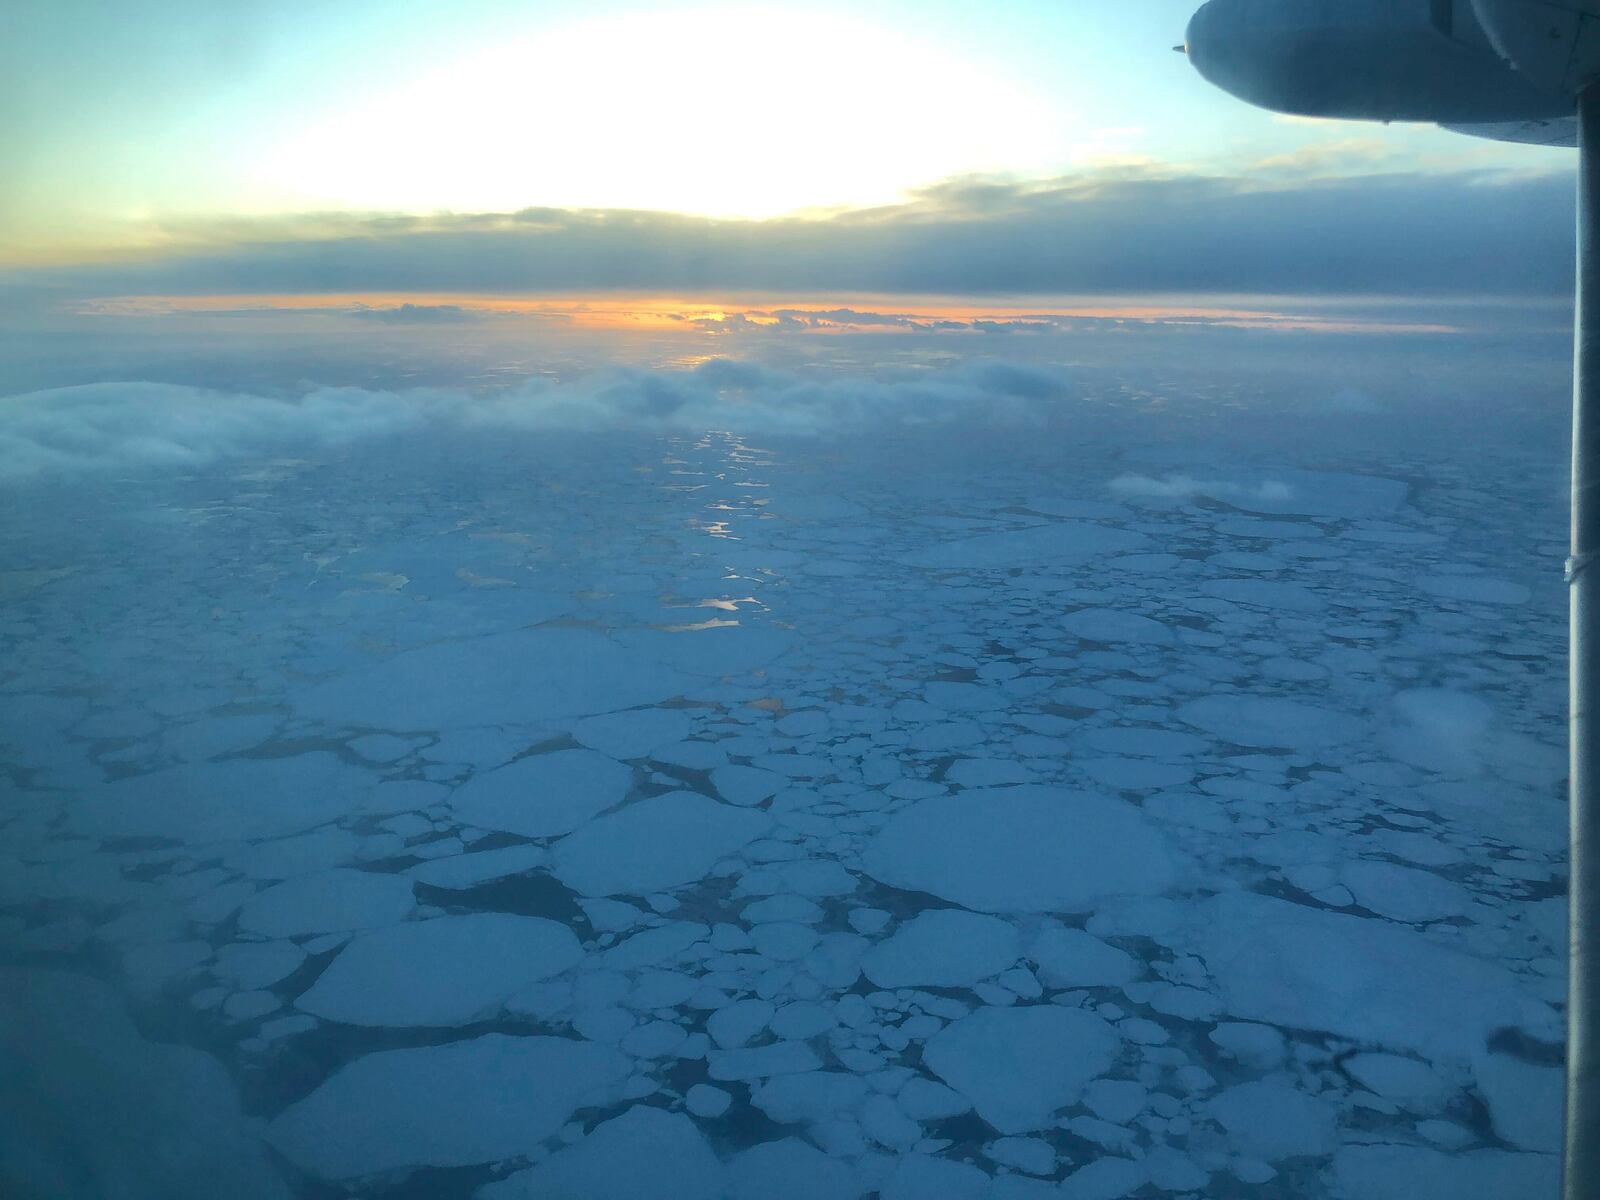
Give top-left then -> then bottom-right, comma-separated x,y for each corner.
297,628 -> 694,730
266,1034 -> 629,1178
922,1004 -> 1120,1133
861,786 -> 1183,913
1338,860 -> 1471,923
1342,1052 -> 1451,1111
481,1106 -> 724,1200
550,791 -> 772,895
861,909 -> 1021,988
571,707 -> 695,759
71,753 -> 374,844
212,940 -> 306,990
295,913 -> 582,1026
0,968 -> 290,1200
1416,575 -> 1531,606
1330,1145 -> 1559,1200
896,522 -> 1149,570
1176,695 -> 1362,752
1207,1080 -> 1338,1160
450,748 -> 632,838
406,843 -> 548,888
1059,608 -> 1173,644
1194,892 -> 1542,1060
1028,924 -> 1139,988
235,868 -> 416,939
725,1138 -> 858,1200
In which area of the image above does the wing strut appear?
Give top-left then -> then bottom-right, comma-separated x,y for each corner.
1568,80 -> 1600,1200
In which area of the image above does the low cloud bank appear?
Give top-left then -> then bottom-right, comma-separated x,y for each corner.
22,167 -> 1576,301
0,359 -> 1075,484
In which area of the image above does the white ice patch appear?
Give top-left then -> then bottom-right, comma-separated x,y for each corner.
861,786 -> 1183,914
550,791 -> 772,895
295,914 -> 582,1026
861,909 -> 1022,988
449,748 -> 632,838
923,1004 -> 1120,1133
265,1034 -> 628,1178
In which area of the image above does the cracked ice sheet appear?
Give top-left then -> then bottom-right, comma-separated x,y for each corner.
0,373 -> 1573,1200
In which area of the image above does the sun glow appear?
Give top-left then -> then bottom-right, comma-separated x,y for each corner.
251,7 -> 1067,220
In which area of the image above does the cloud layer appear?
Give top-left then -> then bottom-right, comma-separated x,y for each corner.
0,360 -> 1085,484
21,166 -> 1576,302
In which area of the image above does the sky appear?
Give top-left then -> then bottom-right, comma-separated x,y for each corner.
0,0 -> 1582,317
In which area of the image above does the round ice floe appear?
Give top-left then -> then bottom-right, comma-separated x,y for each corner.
923,1004 -> 1120,1133
549,791 -> 771,896
1339,860 -> 1471,924
862,909 -> 1021,988
450,748 -> 632,838
265,1034 -> 629,1179
1176,695 -> 1362,752
236,868 -> 415,939
861,786 -> 1183,914
295,913 -> 582,1026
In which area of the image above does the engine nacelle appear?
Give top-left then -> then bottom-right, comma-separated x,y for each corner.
1470,0 -> 1600,97
1185,0 -> 1573,122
